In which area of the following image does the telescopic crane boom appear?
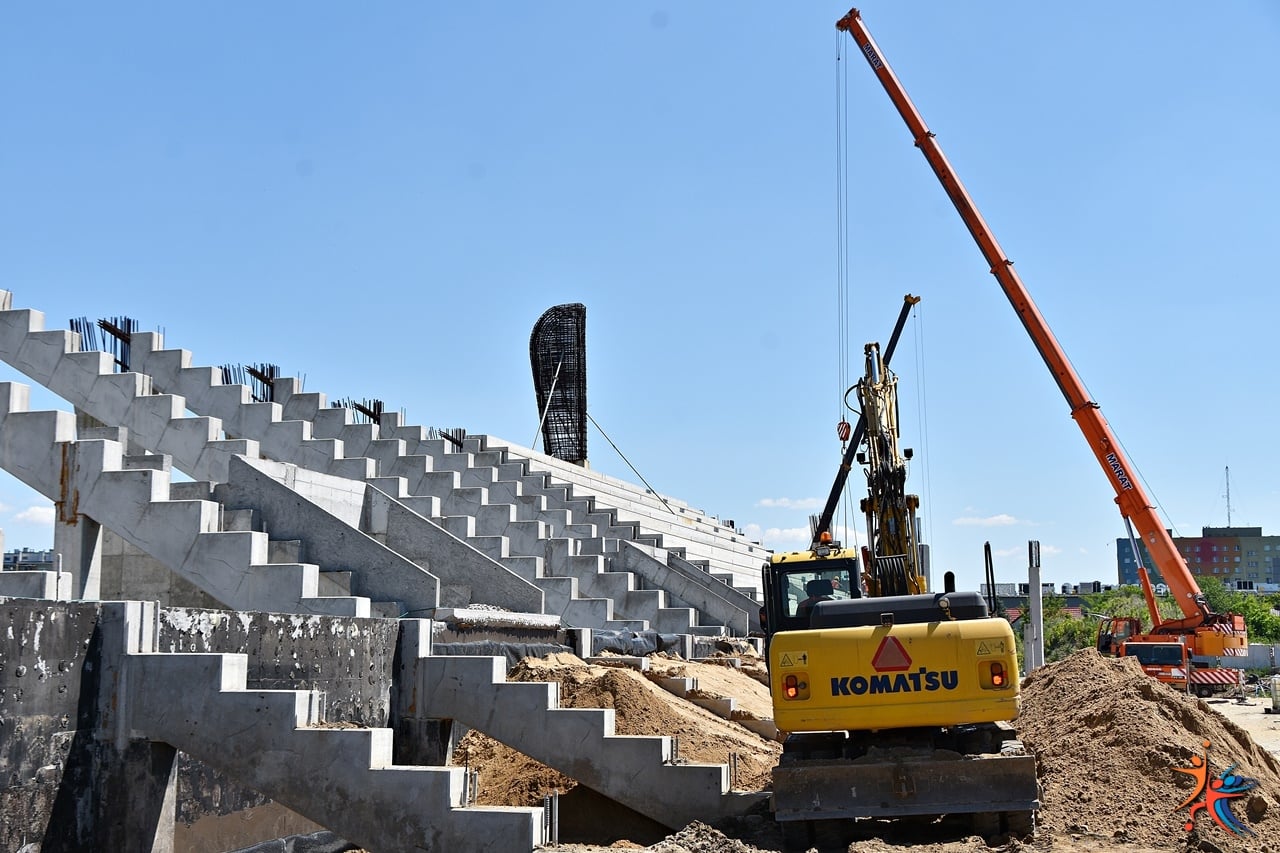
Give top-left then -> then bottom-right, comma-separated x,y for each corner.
835,9 -> 1244,652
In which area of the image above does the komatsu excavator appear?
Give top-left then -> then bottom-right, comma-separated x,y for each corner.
762,304 -> 1038,847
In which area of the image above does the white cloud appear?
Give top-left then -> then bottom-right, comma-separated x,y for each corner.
992,542 -> 1062,560
953,513 -> 1021,527
756,497 -> 821,511
743,523 -> 863,552
15,505 -> 55,525
760,526 -> 814,548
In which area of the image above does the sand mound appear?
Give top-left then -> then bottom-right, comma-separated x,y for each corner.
460,646 -> 1280,851
456,652 -> 782,813
1018,648 -> 1280,850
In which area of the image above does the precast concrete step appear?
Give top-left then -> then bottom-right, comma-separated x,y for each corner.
128,650 -> 544,853
243,563 -> 370,617
419,655 -> 762,831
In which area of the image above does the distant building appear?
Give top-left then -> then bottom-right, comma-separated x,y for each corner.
3,548 -> 56,571
1116,526 -> 1280,591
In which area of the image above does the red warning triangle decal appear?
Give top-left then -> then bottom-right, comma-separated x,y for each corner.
871,635 -> 912,671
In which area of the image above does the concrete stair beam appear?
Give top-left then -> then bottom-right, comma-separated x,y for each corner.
615,543 -> 753,635
125,333 -> 360,477
277,387 -> 328,424
0,409 -> 76,496
127,650 -> 543,852
12,328 -> 77,387
0,322 -> 259,484
127,332 -> 188,384
241,558 -> 370,617
0,304 -> 43,361
0,293 -> 752,630
497,555 -> 541,581
309,407 -> 355,441
421,655 -> 738,830
653,606 -> 701,635
50,349 -> 116,402
466,535 -> 508,561
440,486 -> 488,518
365,438 -> 405,473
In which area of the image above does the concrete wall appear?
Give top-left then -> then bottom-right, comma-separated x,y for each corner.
0,599 -> 401,852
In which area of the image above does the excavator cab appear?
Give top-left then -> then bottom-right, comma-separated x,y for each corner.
760,548 -> 860,642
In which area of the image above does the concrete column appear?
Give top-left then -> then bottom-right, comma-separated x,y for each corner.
391,619 -> 456,766
96,739 -> 178,852
88,602 -> 176,851
54,514 -> 103,600
1024,542 -> 1045,671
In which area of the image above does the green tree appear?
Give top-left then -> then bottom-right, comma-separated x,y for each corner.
1187,578 -> 1280,643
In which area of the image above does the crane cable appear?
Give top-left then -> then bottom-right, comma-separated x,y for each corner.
834,28 -> 854,548
835,28 -> 850,416
910,301 -> 935,557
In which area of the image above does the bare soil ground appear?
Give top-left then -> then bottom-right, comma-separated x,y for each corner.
456,647 -> 1280,853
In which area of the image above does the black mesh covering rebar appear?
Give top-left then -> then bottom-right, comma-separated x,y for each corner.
221,363 -> 279,403
69,316 -> 138,372
529,303 -> 586,465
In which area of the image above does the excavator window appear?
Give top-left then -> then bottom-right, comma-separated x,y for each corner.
789,571 -> 853,618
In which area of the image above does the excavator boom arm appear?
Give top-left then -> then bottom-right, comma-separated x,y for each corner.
836,8 -> 1212,627
812,293 -> 919,547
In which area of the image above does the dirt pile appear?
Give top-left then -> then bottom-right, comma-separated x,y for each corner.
1017,648 -> 1280,850
459,647 -> 1280,851
455,652 -> 782,813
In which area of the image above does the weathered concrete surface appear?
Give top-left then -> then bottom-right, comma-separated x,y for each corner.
0,601 -> 177,852
127,650 -> 544,852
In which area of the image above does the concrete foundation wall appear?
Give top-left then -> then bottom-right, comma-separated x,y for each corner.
0,599 -> 402,851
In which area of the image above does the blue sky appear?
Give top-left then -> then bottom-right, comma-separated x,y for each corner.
2,3 -> 1278,594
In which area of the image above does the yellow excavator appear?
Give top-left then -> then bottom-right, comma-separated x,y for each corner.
761,298 -> 1037,848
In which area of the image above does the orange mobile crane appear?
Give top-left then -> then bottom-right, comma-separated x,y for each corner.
836,9 -> 1248,682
